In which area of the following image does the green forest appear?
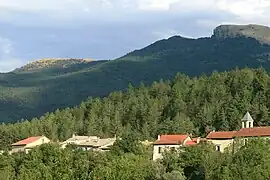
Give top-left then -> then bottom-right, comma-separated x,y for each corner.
1,24 -> 270,123
1,137 -> 269,179
1,68 -> 270,148
2,68 -> 270,179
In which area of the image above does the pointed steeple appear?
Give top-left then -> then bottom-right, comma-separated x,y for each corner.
241,112 -> 254,128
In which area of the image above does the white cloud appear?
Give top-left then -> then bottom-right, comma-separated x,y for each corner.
0,0 -> 269,72
0,0 -> 269,27
0,37 -> 23,72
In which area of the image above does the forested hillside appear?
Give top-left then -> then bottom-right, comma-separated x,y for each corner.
2,68 -> 270,179
1,24 -> 270,123
1,68 -> 270,149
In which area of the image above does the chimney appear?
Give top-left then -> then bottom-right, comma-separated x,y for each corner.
72,133 -> 76,138
157,135 -> 161,140
197,137 -> 200,144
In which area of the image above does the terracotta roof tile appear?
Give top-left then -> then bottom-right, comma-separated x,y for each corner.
153,139 -> 181,145
12,136 -> 42,146
154,134 -> 189,145
206,131 -> 237,139
234,127 -> 270,137
185,140 -> 197,146
160,135 -> 189,142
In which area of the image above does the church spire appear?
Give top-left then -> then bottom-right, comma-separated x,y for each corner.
241,112 -> 254,128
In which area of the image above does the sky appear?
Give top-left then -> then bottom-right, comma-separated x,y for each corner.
0,0 -> 270,72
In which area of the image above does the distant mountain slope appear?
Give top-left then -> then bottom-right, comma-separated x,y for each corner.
14,58 -> 94,72
213,24 -> 270,44
1,24 -> 270,123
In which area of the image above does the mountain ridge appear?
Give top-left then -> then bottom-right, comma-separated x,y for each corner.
212,24 -> 270,44
1,24 -> 270,123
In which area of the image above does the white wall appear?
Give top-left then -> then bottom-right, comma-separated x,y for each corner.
207,139 -> 234,152
26,136 -> 50,148
153,144 -> 181,161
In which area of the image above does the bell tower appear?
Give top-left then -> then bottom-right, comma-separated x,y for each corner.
241,112 -> 254,128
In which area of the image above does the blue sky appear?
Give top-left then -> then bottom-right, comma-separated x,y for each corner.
0,0 -> 270,72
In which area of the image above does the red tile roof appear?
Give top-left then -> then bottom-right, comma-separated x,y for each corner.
160,135 -> 189,142
153,139 -> 181,145
185,140 -> 197,146
206,131 -> 237,139
12,136 -> 42,146
234,126 -> 270,137
154,134 -> 189,145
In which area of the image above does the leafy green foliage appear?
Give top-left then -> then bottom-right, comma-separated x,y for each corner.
2,68 -> 270,149
111,131 -> 145,155
0,144 -> 182,180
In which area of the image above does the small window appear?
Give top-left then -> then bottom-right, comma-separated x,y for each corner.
216,145 -> 221,152
158,147 -> 162,153
249,122 -> 252,128
244,138 -> 248,145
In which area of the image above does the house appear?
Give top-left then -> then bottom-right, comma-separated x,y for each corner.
61,134 -> 116,151
207,111 -> 270,152
206,131 -> 237,152
152,134 -> 204,161
11,136 -> 50,154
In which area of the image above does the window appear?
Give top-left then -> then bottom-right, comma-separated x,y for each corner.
216,145 -> 221,152
158,147 -> 162,153
249,122 -> 252,128
171,147 -> 176,151
244,138 -> 248,145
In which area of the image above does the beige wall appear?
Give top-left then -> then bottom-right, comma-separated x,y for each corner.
207,139 -> 234,152
11,145 -> 25,153
11,136 -> 50,154
153,137 -> 191,161
153,144 -> 181,161
25,136 -> 50,149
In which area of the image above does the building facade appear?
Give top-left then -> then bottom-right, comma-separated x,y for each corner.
11,136 -> 50,154
61,134 -> 116,151
152,134 -> 204,161
207,112 -> 270,152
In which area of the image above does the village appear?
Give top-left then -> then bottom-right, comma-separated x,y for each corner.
4,112 -> 270,161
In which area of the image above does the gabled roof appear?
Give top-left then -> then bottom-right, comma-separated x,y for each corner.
234,126 -> 270,137
242,112 -> 254,122
160,135 -> 189,142
12,136 -> 42,146
154,134 -> 189,145
206,131 -> 237,139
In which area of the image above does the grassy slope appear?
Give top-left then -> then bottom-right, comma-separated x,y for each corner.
1,25 -> 270,123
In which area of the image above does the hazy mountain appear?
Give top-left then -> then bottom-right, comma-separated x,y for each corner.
1,24 -> 270,123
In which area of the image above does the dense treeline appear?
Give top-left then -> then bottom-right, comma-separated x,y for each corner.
0,133 -> 186,180
1,29 -> 270,123
1,68 -> 270,149
1,137 -> 269,180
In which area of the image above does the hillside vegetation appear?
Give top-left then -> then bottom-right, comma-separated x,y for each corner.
1,24 -> 270,123
1,139 -> 269,180
1,68 -> 270,148
14,58 -> 94,72
1,68 -> 270,179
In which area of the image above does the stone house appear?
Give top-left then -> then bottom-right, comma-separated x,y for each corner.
11,136 -> 50,154
207,112 -> 270,152
61,134 -> 116,151
206,131 -> 236,152
152,134 -> 205,161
